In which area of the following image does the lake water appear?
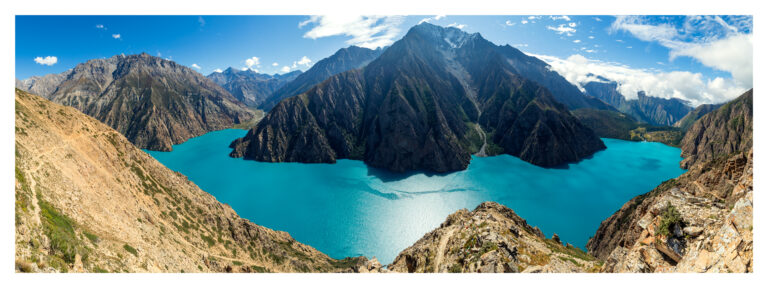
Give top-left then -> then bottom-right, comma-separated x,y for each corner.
146,129 -> 685,264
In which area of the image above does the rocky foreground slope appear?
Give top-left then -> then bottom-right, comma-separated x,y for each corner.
16,53 -> 254,151
230,23 -> 605,173
587,90 -> 753,272
14,89 -> 364,273
388,202 -> 601,273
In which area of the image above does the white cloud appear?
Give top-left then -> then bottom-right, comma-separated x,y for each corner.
573,39 -> 581,43
95,24 -> 106,30
272,62 -> 278,66
550,15 -> 571,21
34,56 -> 57,66
528,16 -> 539,20
446,23 -> 466,29
568,22 -> 577,28
191,63 -> 201,70
611,15 -> 753,86
281,66 -> 291,73
245,57 -> 260,69
530,53 -> 748,106
299,15 -> 404,49
505,20 -> 515,26
593,17 -> 602,22
546,24 -> 576,36
213,68 -> 223,73
112,34 -> 121,39
588,36 -> 595,39
521,20 -> 529,25
291,56 -> 312,69
419,15 -> 446,24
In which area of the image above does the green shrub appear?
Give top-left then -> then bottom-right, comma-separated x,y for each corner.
658,202 -> 682,237
123,244 -> 138,257
38,198 -> 88,263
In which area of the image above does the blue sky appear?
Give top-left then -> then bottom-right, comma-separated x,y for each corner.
15,15 -> 752,105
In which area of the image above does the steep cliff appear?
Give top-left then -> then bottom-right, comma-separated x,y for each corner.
14,89 -> 364,273
584,79 -> 693,126
16,53 -> 255,151
388,202 -> 601,273
587,89 -> 753,272
675,103 -> 724,132
680,89 -> 752,169
231,23 -> 605,173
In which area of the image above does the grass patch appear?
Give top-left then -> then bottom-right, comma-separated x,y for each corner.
250,265 -> 269,273
123,244 -> 138,257
200,234 -> 216,247
38,196 -> 88,264
658,201 -> 682,237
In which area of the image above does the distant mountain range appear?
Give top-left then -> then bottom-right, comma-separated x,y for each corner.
230,23 -> 605,172
258,46 -> 384,111
207,68 -> 301,106
583,77 -> 693,126
16,53 -> 254,151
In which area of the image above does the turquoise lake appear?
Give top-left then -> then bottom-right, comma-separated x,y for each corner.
146,129 -> 685,264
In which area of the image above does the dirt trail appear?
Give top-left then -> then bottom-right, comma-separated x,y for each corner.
434,227 -> 457,272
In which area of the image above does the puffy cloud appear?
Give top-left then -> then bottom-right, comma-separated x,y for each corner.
529,53 -> 748,106
281,66 -> 291,73
550,15 -> 571,21
505,20 -> 515,26
419,15 -> 446,24
95,24 -> 106,30
446,23 -> 466,29
245,57 -> 260,69
521,20 -> 529,25
588,35 -> 595,39
112,34 -> 121,39
611,15 -> 753,86
568,22 -> 577,28
291,56 -> 312,69
34,56 -> 57,66
573,39 -> 581,43
272,62 -> 278,66
299,15 -> 404,49
191,63 -> 201,70
546,24 -> 576,36
213,68 -> 223,73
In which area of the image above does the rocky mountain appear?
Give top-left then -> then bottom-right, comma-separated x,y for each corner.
494,46 -> 615,111
258,46 -> 383,111
572,109 -> 683,146
14,89 -> 366,273
207,68 -> 302,106
586,89 -> 753,272
584,79 -> 693,126
675,103 -> 725,132
15,53 -> 255,151
388,202 -> 601,273
679,89 -> 752,169
230,23 -> 605,173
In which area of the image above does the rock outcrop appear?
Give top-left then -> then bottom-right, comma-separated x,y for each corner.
584,78 -> 693,126
680,89 -> 752,169
231,23 -> 605,173
16,53 -> 255,151
587,89 -> 753,273
14,89 -> 364,273
388,202 -> 601,273
259,46 -> 383,111
207,68 -> 301,106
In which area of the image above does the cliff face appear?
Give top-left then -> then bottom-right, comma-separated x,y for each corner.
584,80 -> 693,126
16,53 -> 254,151
259,46 -> 383,111
231,23 -> 605,173
14,89 -> 365,273
587,89 -> 753,273
207,68 -> 301,106
388,202 -> 601,273
675,103 -> 724,132
680,89 -> 752,169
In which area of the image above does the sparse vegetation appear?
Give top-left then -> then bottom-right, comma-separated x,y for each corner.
658,201 -> 682,237
123,244 -> 138,257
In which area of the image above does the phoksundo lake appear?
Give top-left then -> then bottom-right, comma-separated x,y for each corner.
146,129 -> 685,264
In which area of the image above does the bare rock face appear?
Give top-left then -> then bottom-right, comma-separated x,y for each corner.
16,53 -> 255,151
587,90 -> 753,272
231,23 -> 605,173
207,68 -> 301,107
680,89 -> 752,169
14,89 -> 365,273
387,202 -> 601,273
